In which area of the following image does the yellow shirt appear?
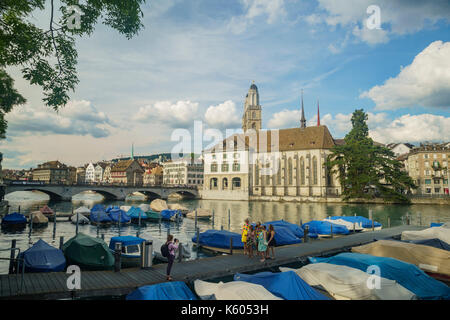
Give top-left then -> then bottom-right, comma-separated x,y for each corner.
241,223 -> 249,242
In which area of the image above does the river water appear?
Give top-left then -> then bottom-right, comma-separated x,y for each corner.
1,191 -> 449,274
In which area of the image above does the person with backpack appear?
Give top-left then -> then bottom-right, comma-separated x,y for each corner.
161,234 -> 179,281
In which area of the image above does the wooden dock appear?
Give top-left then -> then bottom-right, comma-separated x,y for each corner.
0,225 -> 423,300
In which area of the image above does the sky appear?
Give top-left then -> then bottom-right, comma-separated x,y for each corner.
1,0 -> 450,169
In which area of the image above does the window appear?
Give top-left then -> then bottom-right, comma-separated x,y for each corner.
424,154 -> 429,159
312,156 -> 318,185
424,161 -> 429,167
233,162 -> 240,172
223,153 -> 227,159
433,154 -> 437,159
435,188 -> 440,193
288,158 -> 293,185
426,188 -> 431,194
232,177 -> 241,189
211,163 -> 218,172
221,163 -> 229,172
233,153 -> 239,159
222,178 -> 228,189
425,179 -> 432,185
434,179 -> 440,184
210,178 -> 218,189
300,158 -> 305,185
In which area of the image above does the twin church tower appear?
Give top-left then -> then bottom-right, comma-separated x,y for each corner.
241,82 -> 320,131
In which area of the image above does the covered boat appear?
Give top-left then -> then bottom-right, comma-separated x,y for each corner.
309,252 -> 450,300
105,205 -> 119,213
109,236 -> 146,267
401,224 -> 450,244
18,239 -> 66,273
1,212 -> 27,229
194,280 -> 282,300
352,240 -> 450,277
145,210 -> 161,221
108,208 -> 131,224
186,208 -> 212,220
126,282 -> 197,300
431,223 -> 444,228
62,233 -> 114,270
160,209 -> 182,221
89,205 -> 112,226
302,220 -> 349,237
126,207 -> 147,223
258,221 -> 303,245
30,211 -> 48,228
323,218 -> 364,232
280,263 -> 415,300
40,205 -> 54,217
70,212 -> 90,225
328,215 -> 382,230
120,205 -> 132,212
74,206 -> 90,216
138,203 -> 150,212
234,271 -> 329,300
150,199 -> 168,212
402,238 -> 450,251
192,230 -> 244,252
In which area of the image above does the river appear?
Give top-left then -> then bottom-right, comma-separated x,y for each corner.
1,191 -> 449,274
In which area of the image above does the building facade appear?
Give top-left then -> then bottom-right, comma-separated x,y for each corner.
32,161 -> 69,183
406,144 -> 449,195
143,166 -> 163,186
110,159 -> 144,186
163,159 -> 204,187
202,83 -> 341,201
85,163 -> 96,183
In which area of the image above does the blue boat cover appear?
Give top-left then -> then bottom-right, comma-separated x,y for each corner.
126,207 -> 147,219
430,222 -> 444,228
309,252 -> 450,300
18,239 -> 66,272
105,205 -> 119,213
91,204 -> 105,213
263,220 -> 304,238
264,225 -> 302,245
108,209 -> 131,223
402,238 -> 450,251
89,211 -> 112,223
126,281 -> 197,300
329,216 -> 382,228
109,236 -> 145,250
302,220 -> 349,235
160,209 -> 182,220
234,271 -> 330,300
1,212 -> 27,225
192,230 -> 244,249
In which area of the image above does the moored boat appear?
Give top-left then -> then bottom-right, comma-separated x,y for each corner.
328,215 -> 382,231
186,208 -> 212,220
62,233 -> 114,270
108,208 -> 131,225
18,239 -> 66,273
89,205 -> 112,226
280,263 -> 416,300
126,282 -> 197,300
234,271 -> 330,300
70,212 -> 90,225
30,211 -> 48,228
302,220 -> 349,237
192,229 -> 244,253
39,205 -> 55,220
309,252 -> 450,300
126,206 -> 147,224
160,209 -> 182,221
1,212 -> 27,230
194,279 -> 282,300
108,236 -> 148,268
401,224 -> 450,244
323,218 -> 364,232
145,210 -> 161,221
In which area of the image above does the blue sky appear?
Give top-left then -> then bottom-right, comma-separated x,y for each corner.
2,0 -> 450,169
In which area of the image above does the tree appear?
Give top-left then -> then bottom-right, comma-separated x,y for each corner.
327,109 -> 416,203
0,0 -> 147,138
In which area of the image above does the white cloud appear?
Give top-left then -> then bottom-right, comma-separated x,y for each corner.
204,100 -> 241,129
307,0 -> 450,45
133,100 -> 200,128
5,100 -> 112,138
370,114 -> 450,144
267,109 -> 300,128
361,41 -> 450,110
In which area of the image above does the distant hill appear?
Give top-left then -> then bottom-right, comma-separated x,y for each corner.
111,153 -> 172,163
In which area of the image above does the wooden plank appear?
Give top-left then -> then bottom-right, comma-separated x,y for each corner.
0,276 -> 10,297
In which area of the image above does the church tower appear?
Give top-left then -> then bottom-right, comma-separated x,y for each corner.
242,81 -> 262,132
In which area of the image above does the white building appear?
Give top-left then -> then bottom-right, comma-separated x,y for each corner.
387,143 -> 414,157
85,163 -> 95,183
163,159 -> 204,187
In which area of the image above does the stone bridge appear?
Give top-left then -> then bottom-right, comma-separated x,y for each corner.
4,182 -> 199,201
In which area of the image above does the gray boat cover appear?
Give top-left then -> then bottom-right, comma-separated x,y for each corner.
194,279 -> 282,300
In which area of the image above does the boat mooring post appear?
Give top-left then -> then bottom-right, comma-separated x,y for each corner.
140,240 -> 153,269
369,209 -> 374,231
114,242 -> 122,272
419,213 -> 422,226
229,237 -> 233,255
101,234 -> 105,241
96,211 -> 100,237
28,212 -> 33,240
8,239 -> 16,274
178,243 -> 183,263
212,209 -> 215,229
76,211 -> 79,235
353,222 -> 355,233
388,216 -> 391,228
196,227 -> 200,259
228,209 -> 230,230
195,209 -> 198,229
303,225 -> 309,243
118,212 -> 121,237
330,223 -> 333,238
300,219 -> 303,227
221,225 -> 224,230
18,206 -> 20,213
59,236 -> 64,250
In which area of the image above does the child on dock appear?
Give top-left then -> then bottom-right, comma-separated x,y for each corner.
257,225 -> 268,262
246,225 -> 256,258
241,218 -> 250,256
266,224 -> 276,260
165,235 -> 179,281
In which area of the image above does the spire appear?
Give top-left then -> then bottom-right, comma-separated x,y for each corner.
300,89 -> 306,129
131,143 -> 134,160
317,99 -> 320,126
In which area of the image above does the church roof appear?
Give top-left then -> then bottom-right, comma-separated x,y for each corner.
111,159 -> 143,172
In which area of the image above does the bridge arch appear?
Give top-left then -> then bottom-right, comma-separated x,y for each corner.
166,189 -> 197,199
5,188 -> 63,201
135,190 -> 162,200
71,189 -> 120,201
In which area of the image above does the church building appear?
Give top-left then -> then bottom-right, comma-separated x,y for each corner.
202,83 -> 342,201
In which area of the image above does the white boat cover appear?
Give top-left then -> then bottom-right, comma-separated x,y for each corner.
150,199 -> 168,212
168,203 -> 189,211
120,206 -> 132,212
280,263 -> 416,300
74,206 -> 90,215
401,225 -> 450,244
194,280 -> 283,300
70,213 -> 90,224
31,211 -> 48,224
138,204 -> 150,212
186,208 -> 212,219
352,240 -> 450,276
323,218 -> 364,231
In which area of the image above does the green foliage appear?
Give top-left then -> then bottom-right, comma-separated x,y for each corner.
327,109 -> 417,203
0,0 -> 147,137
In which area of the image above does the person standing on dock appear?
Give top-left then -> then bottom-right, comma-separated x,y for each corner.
241,218 -> 250,256
266,224 -> 276,260
165,235 -> 179,281
257,225 -> 268,262
246,225 -> 256,258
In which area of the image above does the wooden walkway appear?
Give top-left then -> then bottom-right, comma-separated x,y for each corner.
0,225 -> 423,300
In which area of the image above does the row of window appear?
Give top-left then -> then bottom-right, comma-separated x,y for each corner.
211,162 -> 241,172
424,179 -> 449,185
423,153 -> 448,159
210,177 -> 241,190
